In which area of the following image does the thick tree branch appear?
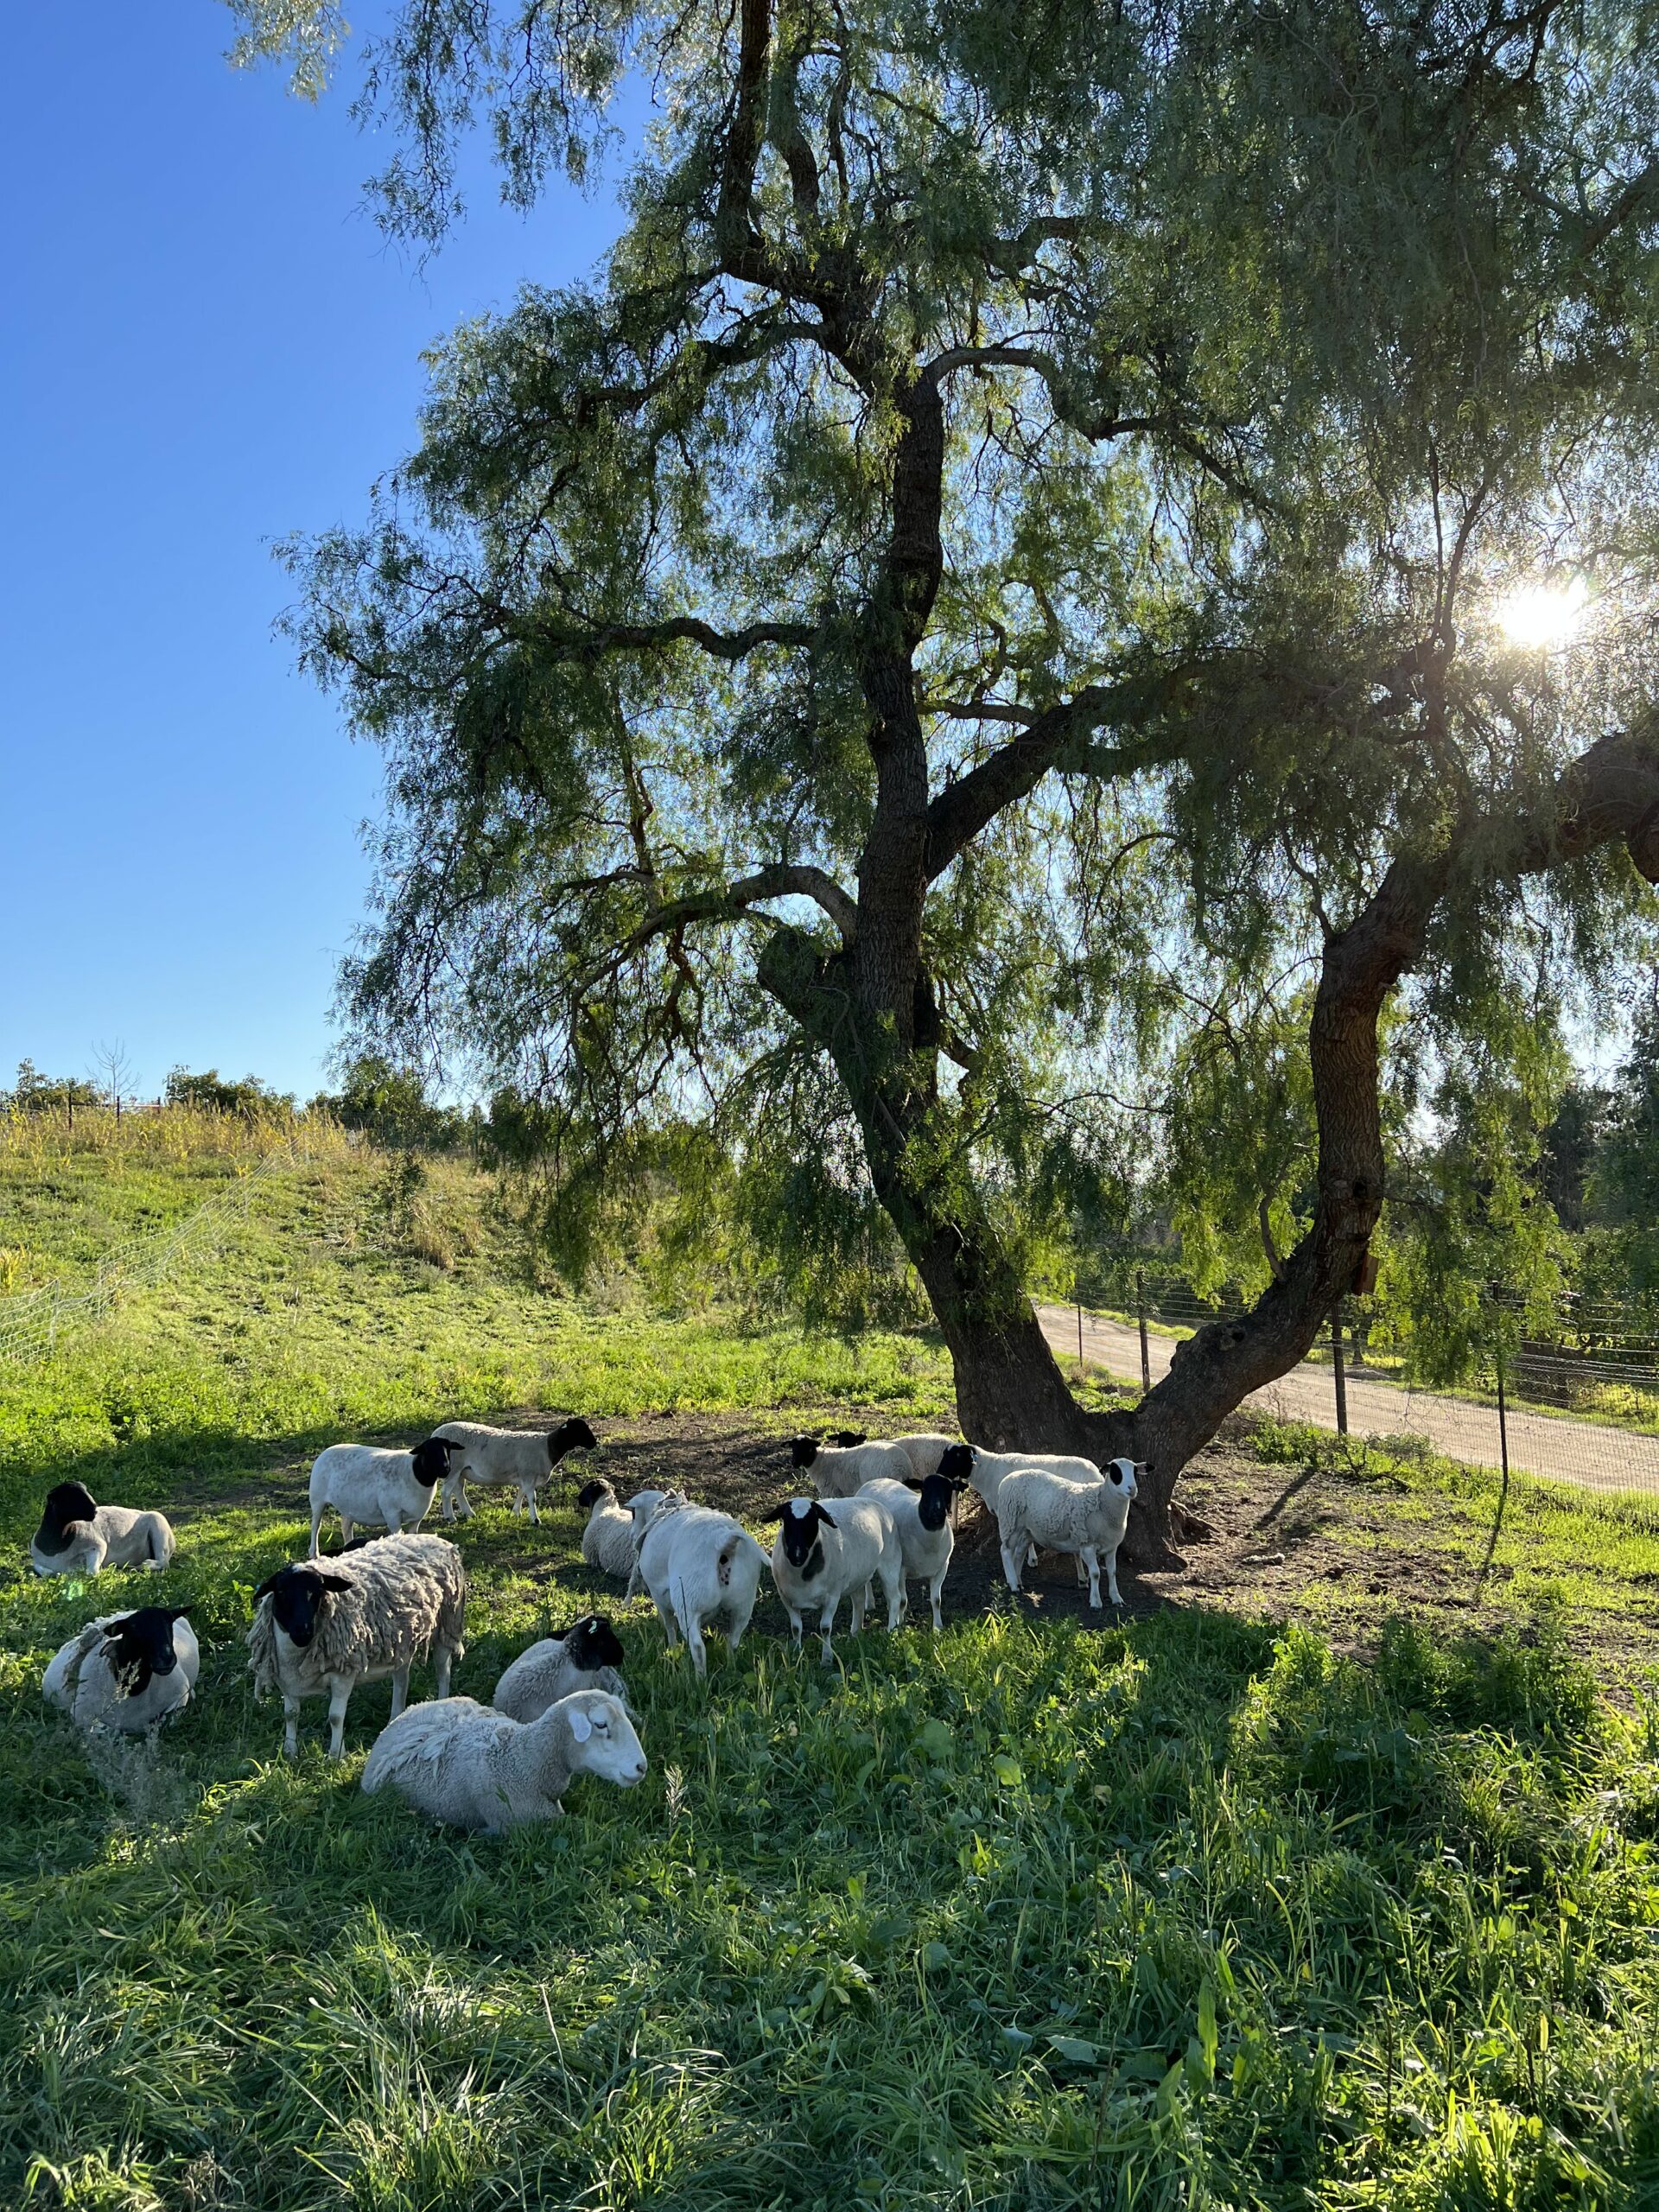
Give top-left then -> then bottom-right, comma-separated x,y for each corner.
621,862 -> 857,957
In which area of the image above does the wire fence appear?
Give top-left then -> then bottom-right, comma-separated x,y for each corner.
0,1136 -> 313,1364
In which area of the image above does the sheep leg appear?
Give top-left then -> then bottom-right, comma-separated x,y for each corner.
999,1535 -> 1024,1593
524,1487 -> 541,1527
785,1608 -> 804,1651
686,1622 -> 709,1681
308,1505 -> 324,1559
386,1510 -> 404,1535
340,1514 -> 354,1548
283,1696 -> 301,1759
1104,1546 -> 1123,1609
818,1596 -> 838,1668
882,1567 -> 904,1633
435,1643 -> 454,1698
653,1594 -> 680,1647
1080,1547 -> 1103,1610
389,1664 -> 411,1720
441,1483 -> 458,1523
928,1572 -> 945,1634
326,1681 -> 353,1760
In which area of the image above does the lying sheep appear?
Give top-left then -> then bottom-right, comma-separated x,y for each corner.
858,1470 -> 968,1632
432,1416 -> 596,1523
361,1688 -> 645,1834
308,1437 -> 456,1555
577,1478 -> 665,1580
247,1532 -> 467,1759
493,1615 -> 630,1722
635,1503 -> 768,1680
769,1495 -> 905,1666
995,1459 -> 1140,1610
30,1480 -> 176,1577
790,1433 -> 918,1499
43,1605 -> 199,1733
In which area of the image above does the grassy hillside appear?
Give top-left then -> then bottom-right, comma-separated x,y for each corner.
3,1128 -> 1659,2209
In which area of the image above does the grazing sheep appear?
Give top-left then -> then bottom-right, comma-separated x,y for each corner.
493,1615 -> 630,1723
308,1437 -> 456,1555
790,1433 -> 919,1499
432,1417 -> 597,1523
30,1481 -> 175,1577
635,1503 -> 768,1680
576,1478 -> 665,1581
768,1494 -> 905,1666
43,1605 -> 199,1733
858,1470 -> 969,1632
361,1688 -> 645,1834
995,1459 -> 1140,1609
246,1532 -> 467,1759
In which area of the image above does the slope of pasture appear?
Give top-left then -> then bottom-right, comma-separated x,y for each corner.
3,1140 -> 1659,2209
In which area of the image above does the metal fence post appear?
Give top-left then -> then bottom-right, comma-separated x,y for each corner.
1496,1352 -> 1510,1489
1077,1300 -> 1084,1381
1332,1301 -> 1349,1435
1137,1269 -> 1151,1396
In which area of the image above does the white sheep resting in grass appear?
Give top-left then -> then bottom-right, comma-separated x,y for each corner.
43,1606 -> 199,1733
493,1615 -> 631,1722
247,1533 -> 467,1759
768,1495 -> 905,1666
31,1481 -> 176,1576
432,1416 -> 596,1523
577,1478 -> 666,1580
857,1470 -> 969,1632
995,1459 -> 1141,1610
361,1689 -> 645,1833
788,1432 -> 921,1499
634,1501 -> 768,1680
308,1437 -> 457,1555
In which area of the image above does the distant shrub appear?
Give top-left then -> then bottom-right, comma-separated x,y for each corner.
165,1066 -> 296,1118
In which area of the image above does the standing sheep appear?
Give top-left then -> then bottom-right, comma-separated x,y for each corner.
361,1689 -> 645,1833
432,1416 -> 596,1523
43,1606 -> 199,1734
247,1532 -> 467,1759
790,1433 -> 919,1499
308,1437 -> 457,1555
768,1495 -> 905,1666
31,1481 -> 176,1577
858,1470 -> 968,1632
493,1616 -> 630,1722
635,1503 -> 768,1680
995,1459 -> 1140,1610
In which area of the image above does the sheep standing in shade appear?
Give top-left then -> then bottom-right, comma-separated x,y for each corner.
768,1495 -> 905,1666
432,1416 -> 596,1523
361,1688 -> 645,1834
30,1481 -> 176,1577
790,1433 -> 922,1499
43,1606 -> 199,1733
885,1433 -> 962,1481
995,1459 -> 1140,1610
577,1478 -> 666,1581
308,1437 -> 457,1555
493,1615 -> 630,1722
858,1469 -> 969,1632
635,1503 -> 767,1680
247,1532 -> 467,1759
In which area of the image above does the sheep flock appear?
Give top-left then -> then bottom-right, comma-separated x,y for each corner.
31,1422 -> 1141,1834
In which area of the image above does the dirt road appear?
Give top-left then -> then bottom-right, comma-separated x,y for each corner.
1036,1303 -> 1659,1497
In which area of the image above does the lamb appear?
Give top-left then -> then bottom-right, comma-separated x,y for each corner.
432,1416 -> 597,1523
43,1605 -> 199,1733
308,1437 -> 457,1555
30,1480 -> 176,1576
246,1531 -> 467,1759
768,1494 -> 905,1666
995,1459 -> 1141,1609
857,1470 -> 969,1632
492,1614 -> 630,1723
947,1440 -> 1106,1512
576,1478 -> 665,1580
360,1688 -> 645,1834
790,1433 -> 920,1499
635,1503 -> 768,1680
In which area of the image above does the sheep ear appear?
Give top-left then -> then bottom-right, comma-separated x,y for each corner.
169,1606 -> 192,1621
813,1504 -> 838,1530
317,1573 -> 353,1593
251,1573 -> 284,1602
568,1707 -> 593,1743
903,1477 -> 926,1492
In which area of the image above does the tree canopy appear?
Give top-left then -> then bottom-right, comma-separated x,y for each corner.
229,0 -> 1659,1553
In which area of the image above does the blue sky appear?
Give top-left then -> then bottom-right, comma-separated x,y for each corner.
1,4 -> 630,1103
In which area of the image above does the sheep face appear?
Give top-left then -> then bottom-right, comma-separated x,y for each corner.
561,1695 -> 647,1786
1103,1458 -> 1142,1502
411,1438 -> 457,1490
904,1471 -> 968,1531
35,1480 -> 99,1554
101,1606 -> 192,1694
548,1418 -> 598,1464
576,1477 -> 616,1510
253,1563 -> 353,1646
937,1443 -> 976,1483
563,1614 -> 625,1669
830,1429 -> 866,1447
772,1497 -> 836,1576
788,1436 -> 819,1471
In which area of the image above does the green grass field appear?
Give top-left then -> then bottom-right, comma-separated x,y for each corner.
3,1129 -> 1659,2209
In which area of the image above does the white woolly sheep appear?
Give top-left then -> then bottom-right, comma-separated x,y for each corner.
635,1503 -> 768,1680
624,1488 -> 684,1597
31,1481 -> 175,1577
768,1494 -> 905,1666
246,1531 -> 467,1759
493,1614 -> 631,1723
308,1437 -> 457,1555
885,1433 -> 962,1481
995,1459 -> 1140,1609
432,1416 -> 596,1523
858,1470 -> 969,1632
576,1477 -> 667,1582
361,1688 -> 645,1834
789,1432 -> 919,1499
43,1605 -> 199,1734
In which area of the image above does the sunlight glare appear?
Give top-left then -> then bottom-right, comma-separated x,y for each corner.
1495,575 -> 1588,651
